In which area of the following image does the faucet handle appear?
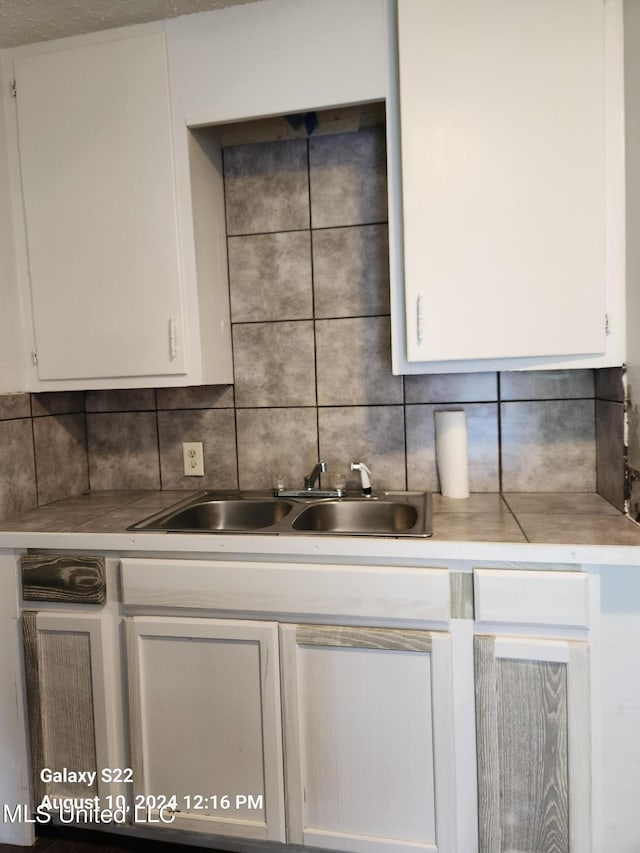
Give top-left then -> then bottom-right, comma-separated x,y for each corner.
350,462 -> 372,496
304,461 -> 327,490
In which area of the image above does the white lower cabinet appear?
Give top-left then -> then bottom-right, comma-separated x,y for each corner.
280,624 -> 456,853
120,560 -> 596,852
125,616 -> 458,853
125,616 -> 286,841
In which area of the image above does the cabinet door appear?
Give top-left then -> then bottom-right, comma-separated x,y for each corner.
397,0 -> 608,364
281,624 -> 457,853
475,635 -> 591,853
126,616 -> 285,841
22,611 -> 115,805
14,33 -> 185,381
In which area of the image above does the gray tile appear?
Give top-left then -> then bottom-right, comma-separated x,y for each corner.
33,414 -> 88,505
405,404 -> 500,492
405,373 -> 498,404
71,506 -> 165,533
500,369 -> 594,400
224,138 -> 309,235
628,465 -> 640,522
0,492 -> 153,531
312,224 -> 390,318
85,389 -> 156,412
432,493 -> 508,514
46,490 -> 152,509
595,366 -> 625,402
228,232 -> 312,322
0,393 -> 31,420
503,492 -> 620,516
318,406 -> 406,491
518,513 -> 640,545
0,505 -> 94,532
315,317 -> 402,405
156,385 -> 234,410
0,419 -> 37,519
233,321 -> 316,407
596,399 -> 625,511
31,391 -> 84,417
127,490 -> 200,508
87,412 -> 160,490
158,409 -> 238,490
236,408 -> 319,490
309,128 -> 388,228
501,400 -> 596,491
432,512 -> 526,543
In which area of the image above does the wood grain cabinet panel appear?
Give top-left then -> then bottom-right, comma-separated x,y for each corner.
280,624 -> 457,853
22,611 -> 115,805
475,635 -> 591,853
21,554 -> 106,604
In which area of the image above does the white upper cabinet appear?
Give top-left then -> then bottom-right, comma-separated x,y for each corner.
10,29 -> 232,389
391,0 -> 625,373
165,0 -> 388,127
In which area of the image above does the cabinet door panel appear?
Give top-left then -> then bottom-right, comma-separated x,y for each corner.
398,0 -> 607,363
22,611 -> 113,804
126,616 -> 285,841
15,33 -> 185,380
281,624 -> 456,853
475,635 -> 591,852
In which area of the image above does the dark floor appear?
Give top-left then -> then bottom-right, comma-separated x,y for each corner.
0,825 -> 228,852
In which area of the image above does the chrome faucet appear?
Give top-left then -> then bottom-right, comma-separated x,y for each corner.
274,461 -> 342,498
304,461 -> 326,490
350,461 -> 372,496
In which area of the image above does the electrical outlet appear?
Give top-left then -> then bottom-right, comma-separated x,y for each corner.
182,442 -> 204,477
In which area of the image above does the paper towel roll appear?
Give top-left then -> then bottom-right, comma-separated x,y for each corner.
434,410 -> 470,499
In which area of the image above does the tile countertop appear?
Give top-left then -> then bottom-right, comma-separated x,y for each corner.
0,490 -> 638,554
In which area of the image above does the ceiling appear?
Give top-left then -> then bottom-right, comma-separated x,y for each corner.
0,0 -> 263,49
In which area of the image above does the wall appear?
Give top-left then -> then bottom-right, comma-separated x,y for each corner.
596,564 -> 640,851
0,60 -> 26,391
0,126 -> 618,521
624,0 -> 640,519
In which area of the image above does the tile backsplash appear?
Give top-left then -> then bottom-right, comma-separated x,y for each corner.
0,392 -> 87,519
0,126 -> 626,520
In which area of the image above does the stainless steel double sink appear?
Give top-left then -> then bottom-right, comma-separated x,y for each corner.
129,490 -> 432,538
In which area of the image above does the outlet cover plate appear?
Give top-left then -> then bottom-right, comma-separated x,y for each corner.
182,442 -> 204,476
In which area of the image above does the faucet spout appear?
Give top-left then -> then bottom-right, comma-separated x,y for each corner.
304,462 -> 327,490
350,462 -> 372,496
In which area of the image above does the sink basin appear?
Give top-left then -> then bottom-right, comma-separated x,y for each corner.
131,497 -> 294,532
129,491 -> 432,537
291,500 -> 418,534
